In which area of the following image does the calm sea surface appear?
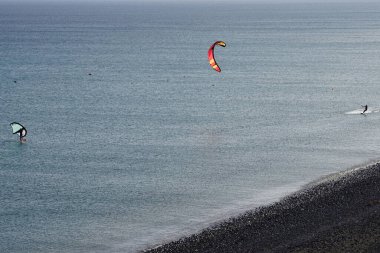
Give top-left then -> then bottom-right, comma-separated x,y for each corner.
1,2 -> 380,252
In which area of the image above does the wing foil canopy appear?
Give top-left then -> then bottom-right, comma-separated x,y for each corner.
10,122 -> 27,137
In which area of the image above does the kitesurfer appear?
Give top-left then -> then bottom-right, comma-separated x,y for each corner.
361,105 -> 368,114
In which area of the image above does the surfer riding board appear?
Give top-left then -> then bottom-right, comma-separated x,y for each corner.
361,105 -> 368,115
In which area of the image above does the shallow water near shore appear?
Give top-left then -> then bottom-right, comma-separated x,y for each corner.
1,2 -> 380,253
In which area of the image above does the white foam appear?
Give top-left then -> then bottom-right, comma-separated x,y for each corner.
345,107 -> 380,115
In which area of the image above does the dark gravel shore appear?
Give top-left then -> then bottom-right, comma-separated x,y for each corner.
144,163 -> 380,253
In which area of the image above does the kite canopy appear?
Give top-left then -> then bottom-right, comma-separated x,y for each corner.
10,122 -> 27,137
208,41 -> 226,72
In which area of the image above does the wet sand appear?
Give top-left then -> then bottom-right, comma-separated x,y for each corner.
144,163 -> 380,253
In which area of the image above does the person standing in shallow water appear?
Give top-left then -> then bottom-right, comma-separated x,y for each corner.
361,105 -> 368,114
19,129 -> 26,142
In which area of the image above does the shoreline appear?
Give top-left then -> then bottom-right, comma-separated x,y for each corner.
143,162 -> 380,252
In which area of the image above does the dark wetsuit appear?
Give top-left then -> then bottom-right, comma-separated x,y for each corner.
362,105 -> 368,114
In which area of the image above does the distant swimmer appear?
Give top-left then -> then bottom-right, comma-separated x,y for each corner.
88,73 -> 92,76
14,80 -> 17,83
361,105 -> 368,114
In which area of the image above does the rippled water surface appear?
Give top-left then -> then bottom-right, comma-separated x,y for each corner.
1,2 -> 380,252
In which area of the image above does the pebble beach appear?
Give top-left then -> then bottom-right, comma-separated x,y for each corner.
145,163 -> 380,253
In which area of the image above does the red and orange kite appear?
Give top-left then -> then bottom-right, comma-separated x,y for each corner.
208,41 -> 226,72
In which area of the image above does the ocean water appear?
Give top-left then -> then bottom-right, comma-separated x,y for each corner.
1,2 -> 380,252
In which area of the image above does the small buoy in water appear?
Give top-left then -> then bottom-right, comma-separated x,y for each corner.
14,80 -> 17,83
88,73 -> 92,76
